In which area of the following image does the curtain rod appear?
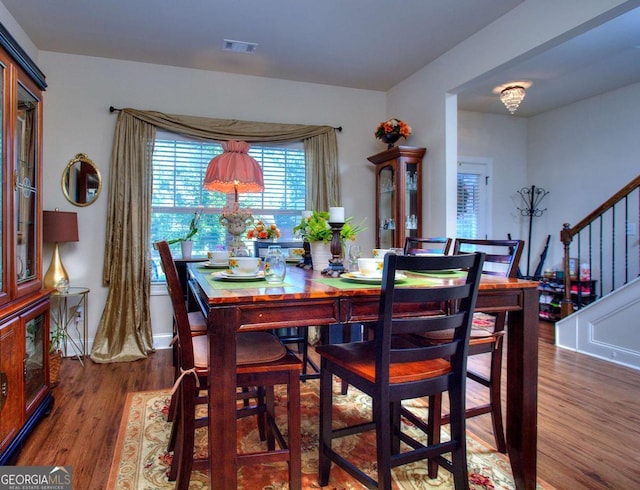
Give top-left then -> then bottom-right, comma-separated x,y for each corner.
108,106 -> 341,131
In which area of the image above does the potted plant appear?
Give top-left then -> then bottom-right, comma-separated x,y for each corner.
293,211 -> 365,269
167,210 -> 201,258
49,324 -> 66,387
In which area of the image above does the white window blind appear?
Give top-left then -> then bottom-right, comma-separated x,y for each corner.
150,132 -> 306,281
457,171 -> 481,238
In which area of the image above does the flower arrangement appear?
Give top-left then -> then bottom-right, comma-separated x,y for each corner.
293,211 -> 365,244
247,220 -> 281,240
167,210 -> 201,245
374,118 -> 412,141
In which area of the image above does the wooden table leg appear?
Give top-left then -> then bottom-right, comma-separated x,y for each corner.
208,308 -> 239,490
506,286 -> 539,489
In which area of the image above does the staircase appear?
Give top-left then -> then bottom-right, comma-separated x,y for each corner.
556,174 -> 640,370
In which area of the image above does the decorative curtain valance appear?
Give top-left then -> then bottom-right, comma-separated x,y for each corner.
121,108 -> 335,144
91,108 -> 340,363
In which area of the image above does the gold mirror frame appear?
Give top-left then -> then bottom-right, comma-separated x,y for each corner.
62,153 -> 102,207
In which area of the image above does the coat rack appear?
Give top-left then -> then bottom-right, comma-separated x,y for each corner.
517,185 -> 549,277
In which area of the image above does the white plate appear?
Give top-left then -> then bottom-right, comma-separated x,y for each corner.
201,262 -> 228,269
341,272 -> 407,284
285,257 -> 301,263
214,271 -> 265,281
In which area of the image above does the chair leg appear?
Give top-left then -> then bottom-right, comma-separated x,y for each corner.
265,386 -> 276,451
427,393 -> 442,479
375,397 -> 393,490
172,376 -> 197,490
318,364 -> 332,486
448,387 -> 470,490
287,369 -> 302,490
489,338 -> 507,453
167,384 -> 181,454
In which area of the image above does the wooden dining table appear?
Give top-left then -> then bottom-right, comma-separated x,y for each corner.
187,263 -> 540,490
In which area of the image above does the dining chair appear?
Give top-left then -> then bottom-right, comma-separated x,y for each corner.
152,243 -> 208,426
254,239 -> 320,381
404,236 -> 453,255
417,238 -> 524,454
316,252 -> 485,490
156,240 -> 302,490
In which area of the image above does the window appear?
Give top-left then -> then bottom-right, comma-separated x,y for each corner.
150,131 -> 306,281
457,160 -> 489,239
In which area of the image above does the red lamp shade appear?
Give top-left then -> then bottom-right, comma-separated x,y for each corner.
203,140 -> 264,196
43,210 -> 79,243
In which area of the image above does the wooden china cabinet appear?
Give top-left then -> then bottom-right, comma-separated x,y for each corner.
0,23 -> 52,464
368,146 -> 426,249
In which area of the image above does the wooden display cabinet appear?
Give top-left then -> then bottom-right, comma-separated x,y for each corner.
0,22 -> 52,464
368,146 -> 426,249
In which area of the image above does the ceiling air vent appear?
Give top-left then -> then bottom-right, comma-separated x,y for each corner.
222,39 -> 258,54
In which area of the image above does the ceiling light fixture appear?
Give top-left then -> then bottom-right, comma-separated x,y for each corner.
500,85 -> 526,114
222,39 -> 258,54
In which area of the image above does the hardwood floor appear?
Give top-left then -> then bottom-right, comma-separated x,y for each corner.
14,322 -> 640,489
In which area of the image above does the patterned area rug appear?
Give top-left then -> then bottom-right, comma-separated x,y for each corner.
108,380 -> 541,489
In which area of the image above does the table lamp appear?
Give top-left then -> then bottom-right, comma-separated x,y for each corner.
203,140 -> 264,252
43,209 -> 79,289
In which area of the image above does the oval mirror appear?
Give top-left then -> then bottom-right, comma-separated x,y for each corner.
62,153 -> 102,207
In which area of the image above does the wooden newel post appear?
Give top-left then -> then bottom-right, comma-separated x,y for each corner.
560,223 -> 574,318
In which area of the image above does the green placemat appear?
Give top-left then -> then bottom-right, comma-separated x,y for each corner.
314,275 -> 439,290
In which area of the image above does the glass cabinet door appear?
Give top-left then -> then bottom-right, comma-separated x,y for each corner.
377,164 -> 396,249
24,313 -> 49,409
369,147 -> 425,249
404,162 -> 419,238
14,84 -> 39,285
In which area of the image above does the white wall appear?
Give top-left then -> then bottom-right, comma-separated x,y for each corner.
457,111 -> 528,241
527,82 -> 640,270
36,52 -> 386,349
458,82 -> 640,280
385,0 -> 633,238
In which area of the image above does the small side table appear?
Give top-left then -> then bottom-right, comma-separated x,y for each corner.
50,287 -> 90,366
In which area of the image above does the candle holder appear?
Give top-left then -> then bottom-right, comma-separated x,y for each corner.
322,222 -> 346,277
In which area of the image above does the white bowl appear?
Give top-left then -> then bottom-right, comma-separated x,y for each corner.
229,257 -> 261,275
372,248 -> 391,258
208,250 -> 230,264
358,257 -> 384,276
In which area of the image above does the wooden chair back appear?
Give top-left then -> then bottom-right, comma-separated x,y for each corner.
376,252 -> 484,388
156,240 -> 195,369
453,238 -> 523,278
404,236 -> 452,256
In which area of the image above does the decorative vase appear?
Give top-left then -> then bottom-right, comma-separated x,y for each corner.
379,132 -> 401,149
309,241 -> 332,271
181,240 -> 193,259
49,350 -> 62,387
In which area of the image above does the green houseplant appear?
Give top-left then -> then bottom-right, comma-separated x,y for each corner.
167,210 -> 201,258
293,211 -> 364,244
293,211 -> 365,270
48,324 -> 66,387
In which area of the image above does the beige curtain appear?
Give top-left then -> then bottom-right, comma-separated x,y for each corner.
90,112 -> 155,363
92,108 -> 340,362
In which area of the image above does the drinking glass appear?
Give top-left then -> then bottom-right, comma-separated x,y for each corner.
348,244 -> 362,272
264,245 -> 287,283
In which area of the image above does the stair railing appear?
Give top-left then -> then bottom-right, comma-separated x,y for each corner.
560,174 -> 640,318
